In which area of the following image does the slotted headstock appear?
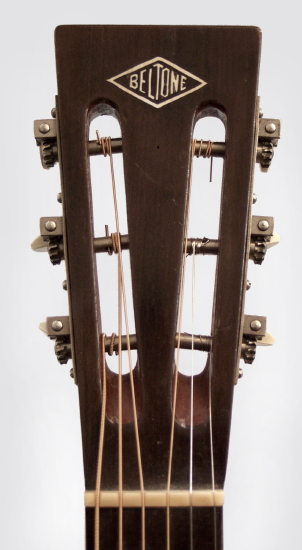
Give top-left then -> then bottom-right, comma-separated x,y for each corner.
32,25 -> 280,550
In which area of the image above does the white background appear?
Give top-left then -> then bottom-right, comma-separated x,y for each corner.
1,2 -> 300,550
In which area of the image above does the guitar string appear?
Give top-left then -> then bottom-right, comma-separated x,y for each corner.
107,137 -> 146,550
191,143 -> 218,550
209,351 -> 217,550
99,136 -> 217,550
166,139 -> 196,550
96,133 -> 124,549
189,241 -> 196,550
117,243 -> 123,550
94,333 -> 107,550
203,138 -> 216,548
197,136 -> 217,546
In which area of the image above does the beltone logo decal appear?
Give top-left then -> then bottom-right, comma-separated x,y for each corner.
107,57 -> 207,108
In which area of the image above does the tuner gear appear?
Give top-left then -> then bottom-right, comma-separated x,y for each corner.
252,239 -> 267,265
39,141 -> 56,169
55,336 -> 71,364
258,141 -> 274,172
47,238 -> 64,265
241,338 -> 257,364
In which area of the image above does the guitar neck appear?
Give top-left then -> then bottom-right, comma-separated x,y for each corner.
32,24 -> 280,550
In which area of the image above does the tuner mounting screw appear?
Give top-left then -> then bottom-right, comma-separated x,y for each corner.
250,319 -> 262,331
246,280 -> 251,291
51,108 -> 57,119
252,193 -> 257,204
259,108 -> 263,118
258,219 -> 269,231
265,122 -> 277,134
57,192 -> 62,204
62,280 -> 67,291
52,320 -> 63,332
70,368 -> 74,378
39,123 -> 50,134
238,368 -> 243,379
45,220 -> 57,232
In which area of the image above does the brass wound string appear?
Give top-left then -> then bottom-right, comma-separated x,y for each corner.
106,136 -> 146,550
196,136 -> 217,548
166,139 -> 196,550
209,354 -> 217,550
117,237 -> 123,550
189,241 -> 196,550
94,333 -> 107,550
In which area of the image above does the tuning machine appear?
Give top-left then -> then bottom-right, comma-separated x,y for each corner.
249,215 -> 280,264
241,315 -> 275,366
257,117 -> 281,172
39,316 -> 72,365
31,216 -> 64,265
34,117 -> 58,169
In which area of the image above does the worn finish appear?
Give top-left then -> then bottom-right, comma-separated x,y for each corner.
54,25 -> 261,549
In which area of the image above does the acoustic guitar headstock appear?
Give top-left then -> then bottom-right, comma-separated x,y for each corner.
32,25 -> 281,550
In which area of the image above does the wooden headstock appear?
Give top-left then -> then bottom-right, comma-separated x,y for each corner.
32,25 -> 280,550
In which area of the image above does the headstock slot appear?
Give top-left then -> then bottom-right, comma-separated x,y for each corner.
89,113 -> 136,375
177,115 -> 225,378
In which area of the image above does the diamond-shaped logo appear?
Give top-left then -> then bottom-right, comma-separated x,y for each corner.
108,57 -> 207,108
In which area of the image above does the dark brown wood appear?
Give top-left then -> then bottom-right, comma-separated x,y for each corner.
54,25 -> 261,549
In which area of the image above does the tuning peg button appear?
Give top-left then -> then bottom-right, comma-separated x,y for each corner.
257,332 -> 275,346
266,233 -> 280,249
31,236 -> 48,252
39,321 -> 47,335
